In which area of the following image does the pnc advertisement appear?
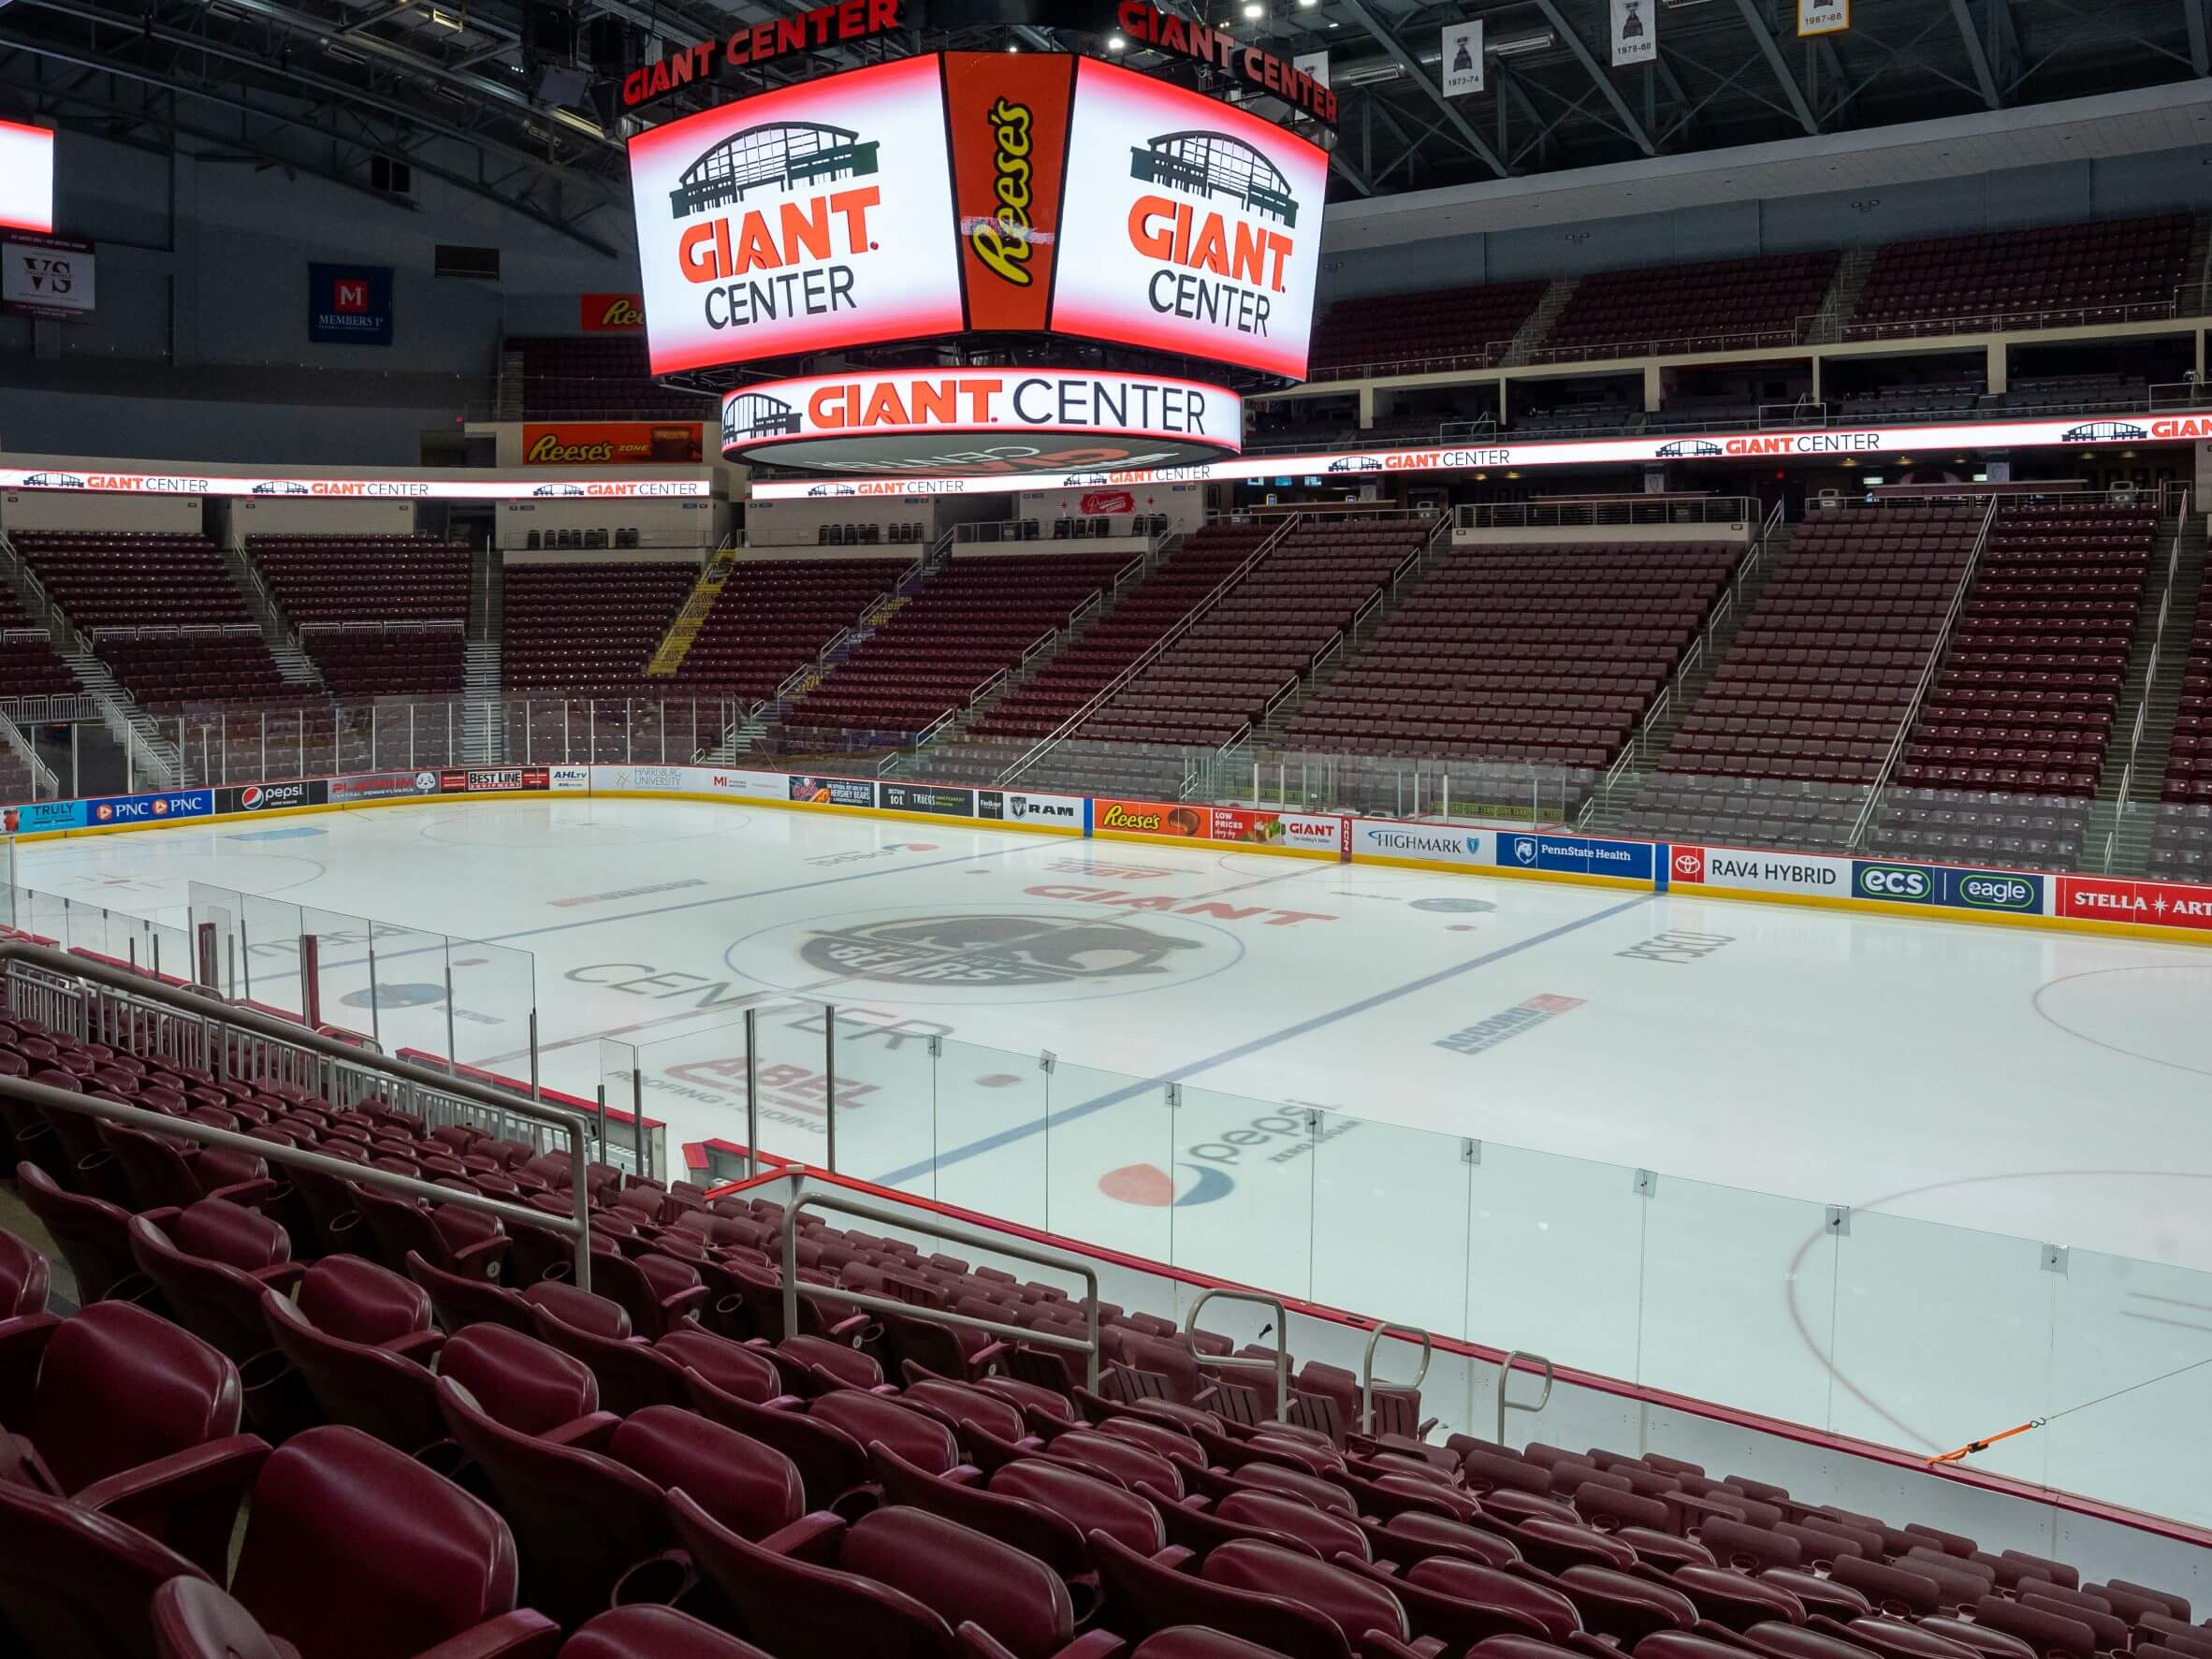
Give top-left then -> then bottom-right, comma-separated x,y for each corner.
626,54 -> 966,376
1050,55 -> 1326,381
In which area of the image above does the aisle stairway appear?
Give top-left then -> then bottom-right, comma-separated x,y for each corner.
463,546 -> 504,765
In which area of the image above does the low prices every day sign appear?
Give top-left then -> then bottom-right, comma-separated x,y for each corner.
1050,55 -> 1327,380
626,54 -> 964,376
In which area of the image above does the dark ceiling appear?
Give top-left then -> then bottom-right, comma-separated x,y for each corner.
0,0 -> 2203,255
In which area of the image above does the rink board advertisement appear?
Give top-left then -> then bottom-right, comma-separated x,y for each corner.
7,764 -> 2209,946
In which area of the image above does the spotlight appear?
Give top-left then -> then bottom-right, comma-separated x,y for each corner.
1243,2 -> 1263,16
1108,32 -> 1126,49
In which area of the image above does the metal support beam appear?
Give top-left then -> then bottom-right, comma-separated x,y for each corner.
1731,0 -> 1821,134
1336,0 -> 1510,180
2188,0 -> 2210,76
1950,0 -> 2002,107
1532,0 -> 1656,155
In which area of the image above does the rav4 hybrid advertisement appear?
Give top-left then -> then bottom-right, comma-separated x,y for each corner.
625,51 -> 1325,383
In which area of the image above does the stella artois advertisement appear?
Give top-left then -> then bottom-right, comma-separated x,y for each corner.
1050,57 -> 1325,380
625,54 -> 966,375
521,423 -> 705,466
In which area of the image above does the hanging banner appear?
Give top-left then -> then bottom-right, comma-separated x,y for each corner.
1,236 -> 94,321
1293,51 -> 1331,89
1797,0 -> 1849,36
1612,0 -> 1655,65
1441,20 -> 1484,95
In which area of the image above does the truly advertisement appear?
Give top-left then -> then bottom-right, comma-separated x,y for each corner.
880,782 -> 978,818
1050,56 -> 1327,381
2,800 -> 87,833
1350,820 -> 1489,867
2055,876 -> 2212,932
523,422 -> 704,466
1500,832 -> 1655,882
946,51 -> 1073,334
627,54 -> 965,376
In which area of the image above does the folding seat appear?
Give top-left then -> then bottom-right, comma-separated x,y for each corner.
557,1605 -> 777,1659
523,1288 -> 695,1415
127,1202 -> 304,1362
259,1259 -> 447,1452
0,1222 -> 52,1319
408,1248 -> 538,1334
675,1496 -> 1093,1659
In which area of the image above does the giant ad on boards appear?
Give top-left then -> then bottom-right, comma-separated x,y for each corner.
626,54 -> 966,376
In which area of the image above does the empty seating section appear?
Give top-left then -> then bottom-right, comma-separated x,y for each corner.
249,534 -> 471,698
924,526 -> 1273,784
778,554 -> 1128,745
1015,518 -> 1432,796
515,335 -> 717,422
502,562 -> 695,695
1537,251 -> 1839,360
1623,506 -> 1980,850
0,583 -> 78,700
672,557 -> 909,702
4,985 -> 2203,1657
1864,504 -> 2154,871
11,533 -> 300,712
1849,214 -> 2192,336
2150,588 -> 2212,879
1308,280 -> 1549,376
1285,542 -> 1740,779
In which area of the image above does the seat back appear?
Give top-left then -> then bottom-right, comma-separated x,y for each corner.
657,1326 -> 779,1404
1201,1539 -> 1409,1647
27,1300 -> 242,1496
810,1389 -> 961,1476
870,1442 -> 1091,1586
128,1213 -> 277,1362
1089,1530 -> 1353,1659
16,1158 -> 138,1301
562,1605 -> 779,1658
260,1288 -> 442,1453
843,1505 -> 1076,1659
1218,1490 -> 1371,1562
526,1295 -> 688,1416
1403,1556 -> 1579,1642
0,1477 -> 209,1659
296,1255 -> 431,1346
610,1405 -> 804,1542
439,1322 -> 600,1435
669,1493 -> 955,1659
0,1222 -> 52,1318
434,1375 -> 666,1629
680,1363 -> 868,1510
406,1249 -> 535,1334
226,1425 -> 520,1659
988,1454 -> 1165,1557
150,1578 -> 289,1659
96,1121 -> 203,1212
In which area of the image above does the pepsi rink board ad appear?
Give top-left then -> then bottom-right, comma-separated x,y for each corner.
625,51 -> 1325,383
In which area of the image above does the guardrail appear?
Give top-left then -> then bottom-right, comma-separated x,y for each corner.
779,1186 -> 1101,1391
0,937 -> 597,1285
1185,1287 -> 1289,1423
1456,497 -> 1758,531
2103,488 -> 2190,869
1847,495 -> 2001,849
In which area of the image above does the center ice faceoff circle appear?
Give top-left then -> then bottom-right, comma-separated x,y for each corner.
725,902 -> 1245,1004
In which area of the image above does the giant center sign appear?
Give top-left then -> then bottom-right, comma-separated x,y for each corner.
721,367 -> 1242,473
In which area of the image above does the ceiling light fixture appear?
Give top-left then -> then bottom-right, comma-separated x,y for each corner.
1108,33 -> 1126,50
1490,31 -> 1555,56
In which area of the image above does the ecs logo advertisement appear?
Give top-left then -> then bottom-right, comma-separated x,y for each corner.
627,55 -> 965,375
1051,56 -> 1325,380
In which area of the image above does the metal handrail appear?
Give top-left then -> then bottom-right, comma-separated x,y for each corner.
2103,488 -> 2190,868
0,1071 -> 591,1284
0,938 -> 596,1284
1184,1287 -> 1289,1423
1497,1350 -> 1554,1443
996,514 -> 1304,785
1455,497 -> 1757,531
1848,495 -> 2000,848
779,1187 -> 1100,1390
1360,1321 -> 1433,1436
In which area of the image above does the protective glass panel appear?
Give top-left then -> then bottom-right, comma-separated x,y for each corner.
1466,1141 -> 1644,1385
0,835 -> 13,930
597,1037 -> 643,1176
634,1013 -> 756,1179
364,924 -> 458,1069
1829,1210 -> 2057,1485
298,904 -> 379,1046
237,891 -> 307,1019
1312,1111 -> 1471,1343
442,939 -> 538,1091
822,1004 -> 936,1194
747,998 -> 839,1170
931,1034 -> 1047,1230
1163,1083 -> 1313,1300
1637,1171 -> 1839,1428
1043,1058 -> 1174,1265
2046,1248 -> 2212,1528
185,883 -> 243,997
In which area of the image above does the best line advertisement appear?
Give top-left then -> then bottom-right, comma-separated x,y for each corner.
1049,55 -> 1327,381
626,54 -> 966,376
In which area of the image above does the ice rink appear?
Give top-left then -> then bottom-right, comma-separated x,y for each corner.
15,795 -> 2212,1506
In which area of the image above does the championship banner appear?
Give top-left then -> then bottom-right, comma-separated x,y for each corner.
579,293 -> 646,331
1612,0 -> 1655,65
522,422 -> 704,465
2,236 -> 94,321
1797,0 -> 1849,35
1441,21 -> 1484,95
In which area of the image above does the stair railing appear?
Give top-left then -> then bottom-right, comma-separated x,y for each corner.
995,514 -> 1303,785
1847,495 -> 2000,849
2102,488 -> 2190,869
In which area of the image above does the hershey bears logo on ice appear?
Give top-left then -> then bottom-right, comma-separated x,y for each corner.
800,914 -> 1199,988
